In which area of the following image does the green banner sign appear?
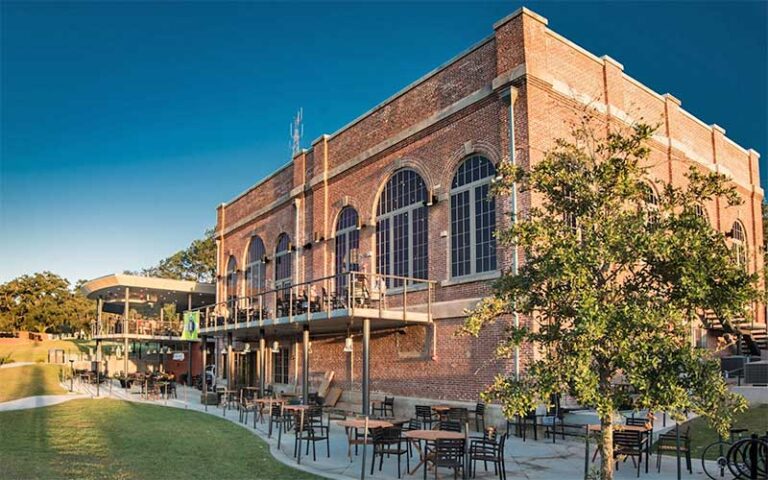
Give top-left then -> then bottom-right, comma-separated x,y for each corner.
182,311 -> 199,340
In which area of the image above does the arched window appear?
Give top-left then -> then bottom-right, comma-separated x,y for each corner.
642,183 -> 660,225
274,233 -> 292,290
244,235 -> 266,298
376,169 -> 428,287
225,256 -> 238,303
730,221 -> 747,268
450,156 -> 497,277
335,207 -> 360,294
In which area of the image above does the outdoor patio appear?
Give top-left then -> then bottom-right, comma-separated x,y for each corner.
72,380 -> 713,480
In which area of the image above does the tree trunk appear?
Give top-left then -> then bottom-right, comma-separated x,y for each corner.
600,416 -> 614,480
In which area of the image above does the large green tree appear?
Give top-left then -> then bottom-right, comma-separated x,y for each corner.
0,273 -> 94,334
459,119 -> 761,480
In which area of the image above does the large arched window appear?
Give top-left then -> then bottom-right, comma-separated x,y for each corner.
335,207 -> 360,294
274,233 -> 292,290
244,235 -> 266,298
225,256 -> 238,303
450,156 -> 497,277
730,221 -> 747,268
376,169 -> 428,287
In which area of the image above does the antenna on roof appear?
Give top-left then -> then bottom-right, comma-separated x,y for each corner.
290,108 -> 304,158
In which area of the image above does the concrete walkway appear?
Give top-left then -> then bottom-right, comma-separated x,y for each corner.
67,380 -> 708,480
0,392 -> 88,412
0,361 -> 36,369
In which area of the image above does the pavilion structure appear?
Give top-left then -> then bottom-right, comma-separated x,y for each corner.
81,274 -> 215,381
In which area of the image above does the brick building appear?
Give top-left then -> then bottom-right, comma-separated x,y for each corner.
200,8 -> 764,409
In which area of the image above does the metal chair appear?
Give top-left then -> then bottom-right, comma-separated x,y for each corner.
469,433 -> 507,479
415,405 -> 438,430
655,426 -> 691,474
370,426 -> 409,478
373,396 -> 395,417
429,438 -> 466,480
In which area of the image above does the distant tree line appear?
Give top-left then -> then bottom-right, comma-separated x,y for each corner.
0,273 -> 94,334
0,229 -> 216,334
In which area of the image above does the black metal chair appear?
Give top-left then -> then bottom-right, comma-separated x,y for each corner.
506,410 -> 537,441
470,403 -> 486,432
402,418 -> 422,458
447,407 -> 469,427
293,408 -> 330,461
438,420 -> 462,433
370,426 -> 409,478
613,430 -> 645,477
469,433 -> 507,479
373,396 -> 395,417
655,426 -> 692,474
428,438 -> 466,480
415,405 -> 438,430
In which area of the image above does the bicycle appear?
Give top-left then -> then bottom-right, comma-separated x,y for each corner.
701,428 -> 768,479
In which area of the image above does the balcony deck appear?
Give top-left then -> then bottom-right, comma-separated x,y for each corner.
192,272 -> 435,338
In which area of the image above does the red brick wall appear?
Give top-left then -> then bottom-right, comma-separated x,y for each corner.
211,8 -> 763,400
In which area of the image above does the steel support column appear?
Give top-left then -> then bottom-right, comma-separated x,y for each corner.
302,326 -> 309,404
362,318 -> 370,415
123,287 -> 130,376
259,329 -> 266,397
201,336 -> 208,410
227,333 -> 234,390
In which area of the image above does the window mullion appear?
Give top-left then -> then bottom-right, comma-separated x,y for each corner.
470,188 -> 477,276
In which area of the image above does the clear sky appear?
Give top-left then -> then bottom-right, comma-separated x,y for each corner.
1,1 -> 766,284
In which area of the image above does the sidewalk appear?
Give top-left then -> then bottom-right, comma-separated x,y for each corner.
70,380 -> 707,480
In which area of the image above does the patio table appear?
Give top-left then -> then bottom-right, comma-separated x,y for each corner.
584,424 -> 652,477
404,429 -> 465,475
336,419 -> 394,461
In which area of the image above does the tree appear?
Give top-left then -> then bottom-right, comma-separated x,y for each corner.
0,272 -> 94,334
139,228 -> 216,282
458,118 -> 760,480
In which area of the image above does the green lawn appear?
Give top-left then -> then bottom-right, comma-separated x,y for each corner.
0,364 -> 67,402
0,338 -> 94,363
670,405 -> 768,460
0,399 -> 319,480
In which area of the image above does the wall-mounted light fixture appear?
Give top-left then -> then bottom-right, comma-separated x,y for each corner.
271,341 -> 280,353
343,337 -> 354,353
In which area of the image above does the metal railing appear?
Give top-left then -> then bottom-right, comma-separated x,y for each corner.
186,271 -> 437,331
91,318 -> 184,338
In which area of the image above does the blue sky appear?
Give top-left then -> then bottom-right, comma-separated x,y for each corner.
1,1 -> 766,284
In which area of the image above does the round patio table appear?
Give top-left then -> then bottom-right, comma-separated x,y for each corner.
404,429 -> 465,475
337,419 -> 394,461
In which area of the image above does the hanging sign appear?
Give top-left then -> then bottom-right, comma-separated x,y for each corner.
182,311 -> 200,340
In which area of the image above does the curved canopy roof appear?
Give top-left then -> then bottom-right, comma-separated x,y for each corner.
81,273 -> 215,315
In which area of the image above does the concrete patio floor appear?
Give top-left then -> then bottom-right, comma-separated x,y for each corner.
72,381 -> 712,480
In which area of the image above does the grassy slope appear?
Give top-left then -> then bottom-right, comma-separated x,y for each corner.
0,338 -> 94,363
0,399 -> 319,480
0,364 -> 67,402
669,405 -> 768,460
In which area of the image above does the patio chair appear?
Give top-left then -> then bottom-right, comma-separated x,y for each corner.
447,407 -> 469,429
293,408 -> 330,461
613,430 -> 645,477
438,420 -> 462,433
372,396 -> 395,418
469,403 -> 486,432
655,426 -> 692,474
402,418 -> 422,457
469,433 -> 507,479
370,426 -> 409,478
506,410 -> 538,441
429,438 -> 466,480
415,405 -> 438,430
